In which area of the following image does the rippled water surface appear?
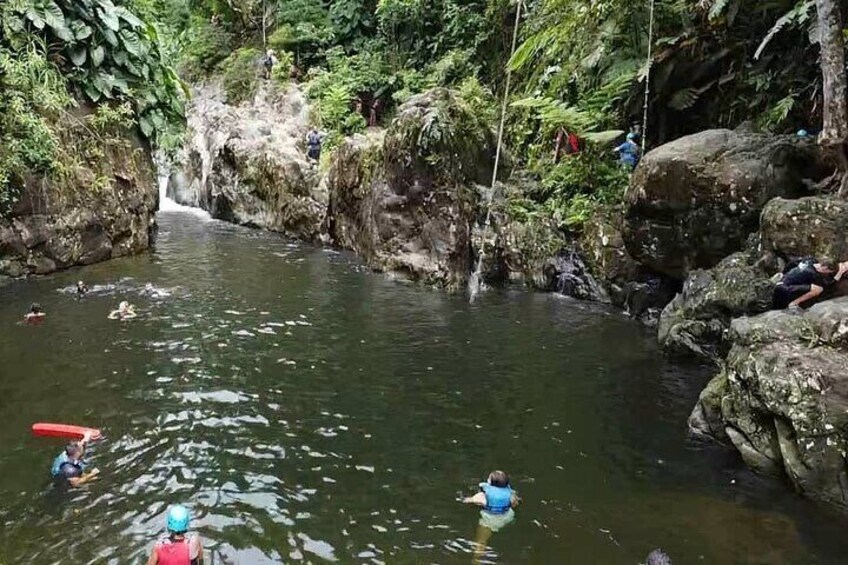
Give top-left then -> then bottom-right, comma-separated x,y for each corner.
2,211 -> 848,564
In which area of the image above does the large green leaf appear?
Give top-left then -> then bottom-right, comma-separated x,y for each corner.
102,28 -> 119,46
41,1 -> 66,32
139,115 -> 154,138
115,6 -> 143,28
83,82 -> 102,102
97,5 -> 121,32
25,7 -> 46,30
69,46 -> 87,67
120,30 -> 143,58
70,20 -> 92,40
90,45 -> 105,67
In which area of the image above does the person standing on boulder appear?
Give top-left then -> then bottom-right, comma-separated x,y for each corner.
614,133 -> 641,170
263,49 -> 277,80
773,257 -> 848,309
306,126 -> 324,165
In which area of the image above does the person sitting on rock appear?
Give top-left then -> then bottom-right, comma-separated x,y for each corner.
108,300 -> 137,320
24,303 -> 46,323
773,257 -> 848,309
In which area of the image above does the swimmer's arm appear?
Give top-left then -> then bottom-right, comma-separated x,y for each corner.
510,493 -> 521,509
462,492 -> 487,506
68,468 -> 100,487
191,536 -> 204,565
146,544 -> 159,565
108,311 -> 119,319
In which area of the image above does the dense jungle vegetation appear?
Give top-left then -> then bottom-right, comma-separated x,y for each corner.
0,0 -> 842,226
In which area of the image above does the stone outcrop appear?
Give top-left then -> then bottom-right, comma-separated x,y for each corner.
690,299 -> 848,507
0,108 -> 157,277
658,252 -> 773,360
169,82 -> 325,240
623,130 -> 828,279
760,196 -> 848,262
327,88 -> 503,289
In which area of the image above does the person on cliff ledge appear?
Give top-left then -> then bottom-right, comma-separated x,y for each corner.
462,470 -> 521,563
306,126 -> 324,165
773,257 -> 848,309
263,49 -> 277,80
614,132 -> 641,170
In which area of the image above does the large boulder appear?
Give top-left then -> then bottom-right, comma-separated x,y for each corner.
169,82 -> 325,240
690,299 -> 848,508
658,252 -> 774,360
623,130 -> 828,279
760,196 -> 848,261
0,105 -> 157,277
327,88 -> 504,288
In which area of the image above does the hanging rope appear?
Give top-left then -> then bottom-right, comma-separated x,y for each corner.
470,0 -> 523,293
641,0 -> 656,153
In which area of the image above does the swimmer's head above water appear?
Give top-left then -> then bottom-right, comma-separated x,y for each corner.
486,470 -> 510,488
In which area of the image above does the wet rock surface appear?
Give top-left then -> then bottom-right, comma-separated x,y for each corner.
690,298 -> 848,507
170,82 -> 325,240
658,252 -> 774,360
0,112 -> 157,277
623,130 -> 827,279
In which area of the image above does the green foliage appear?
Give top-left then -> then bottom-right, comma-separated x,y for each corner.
0,45 -> 70,215
178,16 -> 233,81
3,0 -> 186,150
217,47 -> 261,105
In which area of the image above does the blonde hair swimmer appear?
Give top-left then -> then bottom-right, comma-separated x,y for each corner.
108,301 -> 137,320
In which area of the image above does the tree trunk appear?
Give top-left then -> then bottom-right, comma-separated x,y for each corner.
815,0 -> 848,196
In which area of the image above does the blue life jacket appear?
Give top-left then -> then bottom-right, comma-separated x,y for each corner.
51,452 -> 86,478
480,482 -> 513,514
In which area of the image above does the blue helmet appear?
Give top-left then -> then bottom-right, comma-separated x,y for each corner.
797,129 -> 809,138
166,505 -> 190,533
626,132 -> 636,141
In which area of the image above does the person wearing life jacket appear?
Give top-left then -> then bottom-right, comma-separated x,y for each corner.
147,505 -> 204,565
24,302 -> 46,323
51,431 -> 99,487
462,470 -> 520,562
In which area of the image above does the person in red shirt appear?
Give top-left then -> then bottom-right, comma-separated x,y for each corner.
147,505 -> 203,565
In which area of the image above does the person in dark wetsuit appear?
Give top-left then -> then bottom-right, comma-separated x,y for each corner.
76,280 -> 89,298
773,257 -> 848,309
51,431 -> 99,487
147,505 -> 204,565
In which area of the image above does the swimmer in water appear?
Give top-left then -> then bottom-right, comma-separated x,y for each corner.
147,505 -> 204,565
76,280 -> 89,298
108,300 -> 137,320
462,470 -> 520,563
24,303 -> 46,323
51,430 -> 99,487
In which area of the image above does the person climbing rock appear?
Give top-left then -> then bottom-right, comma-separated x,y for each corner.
51,431 -> 99,487
306,126 -> 324,164
24,303 -> 46,323
263,49 -> 277,80
462,470 -> 520,563
76,280 -> 89,298
108,300 -> 137,320
614,133 -> 641,169
147,505 -> 204,565
773,257 -> 848,309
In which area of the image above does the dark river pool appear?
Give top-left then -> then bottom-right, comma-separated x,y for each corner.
1,209 -> 848,564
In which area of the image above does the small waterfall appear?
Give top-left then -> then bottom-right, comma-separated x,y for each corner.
553,250 -> 609,302
155,153 -> 210,217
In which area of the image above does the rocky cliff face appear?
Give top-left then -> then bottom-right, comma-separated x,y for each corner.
169,83 -> 325,240
623,130 -> 827,280
0,109 -> 157,278
690,300 -> 848,508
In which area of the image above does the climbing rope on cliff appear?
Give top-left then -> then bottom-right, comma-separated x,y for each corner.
469,0 -> 523,299
641,0 -> 655,154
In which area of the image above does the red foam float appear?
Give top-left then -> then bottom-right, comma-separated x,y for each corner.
32,422 -> 101,441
